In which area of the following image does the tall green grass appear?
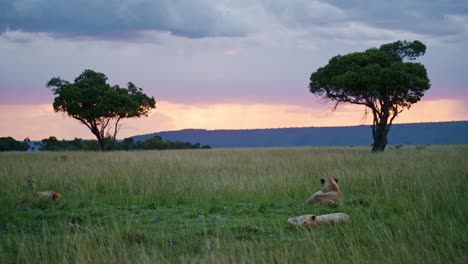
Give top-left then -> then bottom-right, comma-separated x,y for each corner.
0,146 -> 467,263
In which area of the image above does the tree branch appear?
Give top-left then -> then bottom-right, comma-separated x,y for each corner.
112,117 -> 122,140
371,111 -> 378,139
388,106 -> 403,132
100,117 -> 112,138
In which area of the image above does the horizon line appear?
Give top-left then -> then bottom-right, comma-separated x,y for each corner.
133,119 -> 468,136
3,120 -> 468,142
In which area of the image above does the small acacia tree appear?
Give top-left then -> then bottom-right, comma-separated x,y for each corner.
309,40 -> 431,151
47,69 -> 156,151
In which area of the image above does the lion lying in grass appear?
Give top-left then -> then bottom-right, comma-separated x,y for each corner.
15,191 -> 63,206
288,213 -> 350,229
305,178 -> 342,205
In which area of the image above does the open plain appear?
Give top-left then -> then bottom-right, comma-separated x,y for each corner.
0,146 -> 467,263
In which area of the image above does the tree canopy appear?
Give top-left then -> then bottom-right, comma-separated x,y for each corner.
309,40 -> 431,151
0,137 -> 29,151
47,69 -> 156,150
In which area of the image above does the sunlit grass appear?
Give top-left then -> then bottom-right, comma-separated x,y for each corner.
0,146 -> 467,263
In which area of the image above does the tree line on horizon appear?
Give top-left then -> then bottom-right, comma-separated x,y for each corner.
0,136 -> 211,152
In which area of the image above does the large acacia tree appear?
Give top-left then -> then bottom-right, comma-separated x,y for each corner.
47,69 -> 156,151
309,40 -> 431,151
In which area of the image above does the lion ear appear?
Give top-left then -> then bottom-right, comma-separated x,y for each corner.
334,178 -> 338,183
320,179 -> 325,184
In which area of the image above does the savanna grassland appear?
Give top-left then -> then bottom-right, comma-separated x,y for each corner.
0,146 -> 467,263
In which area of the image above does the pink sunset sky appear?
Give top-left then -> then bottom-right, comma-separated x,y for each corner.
1,0 -> 467,140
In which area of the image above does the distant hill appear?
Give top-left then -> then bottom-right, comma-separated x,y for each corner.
132,121 -> 468,148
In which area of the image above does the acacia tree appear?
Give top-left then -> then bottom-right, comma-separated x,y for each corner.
47,69 -> 156,151
309,40 -> 431,151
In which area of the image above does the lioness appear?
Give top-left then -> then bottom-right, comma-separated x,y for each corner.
288,213 -> 350,229
305,178 -> 342,205
22,176 -> 37,192
15,191 -> 63,206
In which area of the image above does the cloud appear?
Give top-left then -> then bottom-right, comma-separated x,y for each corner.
3,0 -> 467,42
0,0 -> 250,39
260,0 -> 346,27
0,0 -> 466,111
261,0 -> 468,40
0,28 -> 466,109
326,0 -> 468,37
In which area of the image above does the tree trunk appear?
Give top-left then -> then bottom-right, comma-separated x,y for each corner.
372,124 -> 388,152
80,120 -> 108,151
372,111 -> 389,152
97,137 -> 105,151
90,126 -> 106,151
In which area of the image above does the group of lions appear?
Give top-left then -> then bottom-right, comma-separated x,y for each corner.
16,176 -> 349,230
287,178 -> 350,229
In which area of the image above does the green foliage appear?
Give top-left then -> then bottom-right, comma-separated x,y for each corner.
309,40 -> 430,107
0,137 -> 29,151
38,135 -> 210,151
309,40 -> 431,151
0,146 -> 466,262
46,69 -> 156,151
131,136 -> 210,150
40,137 -> 100,151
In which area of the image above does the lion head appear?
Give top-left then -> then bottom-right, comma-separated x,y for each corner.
320,178 -> 340,193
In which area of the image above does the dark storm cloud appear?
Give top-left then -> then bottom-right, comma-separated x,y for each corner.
0,0 -> 248,38
2,0 -> 467,41
332,0 -> 468,36
262,0 -> 468,37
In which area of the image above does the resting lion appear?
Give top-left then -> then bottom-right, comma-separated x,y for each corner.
288,213 -> 350,229
15,191 -> 63,206
305,178 -> 342,205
